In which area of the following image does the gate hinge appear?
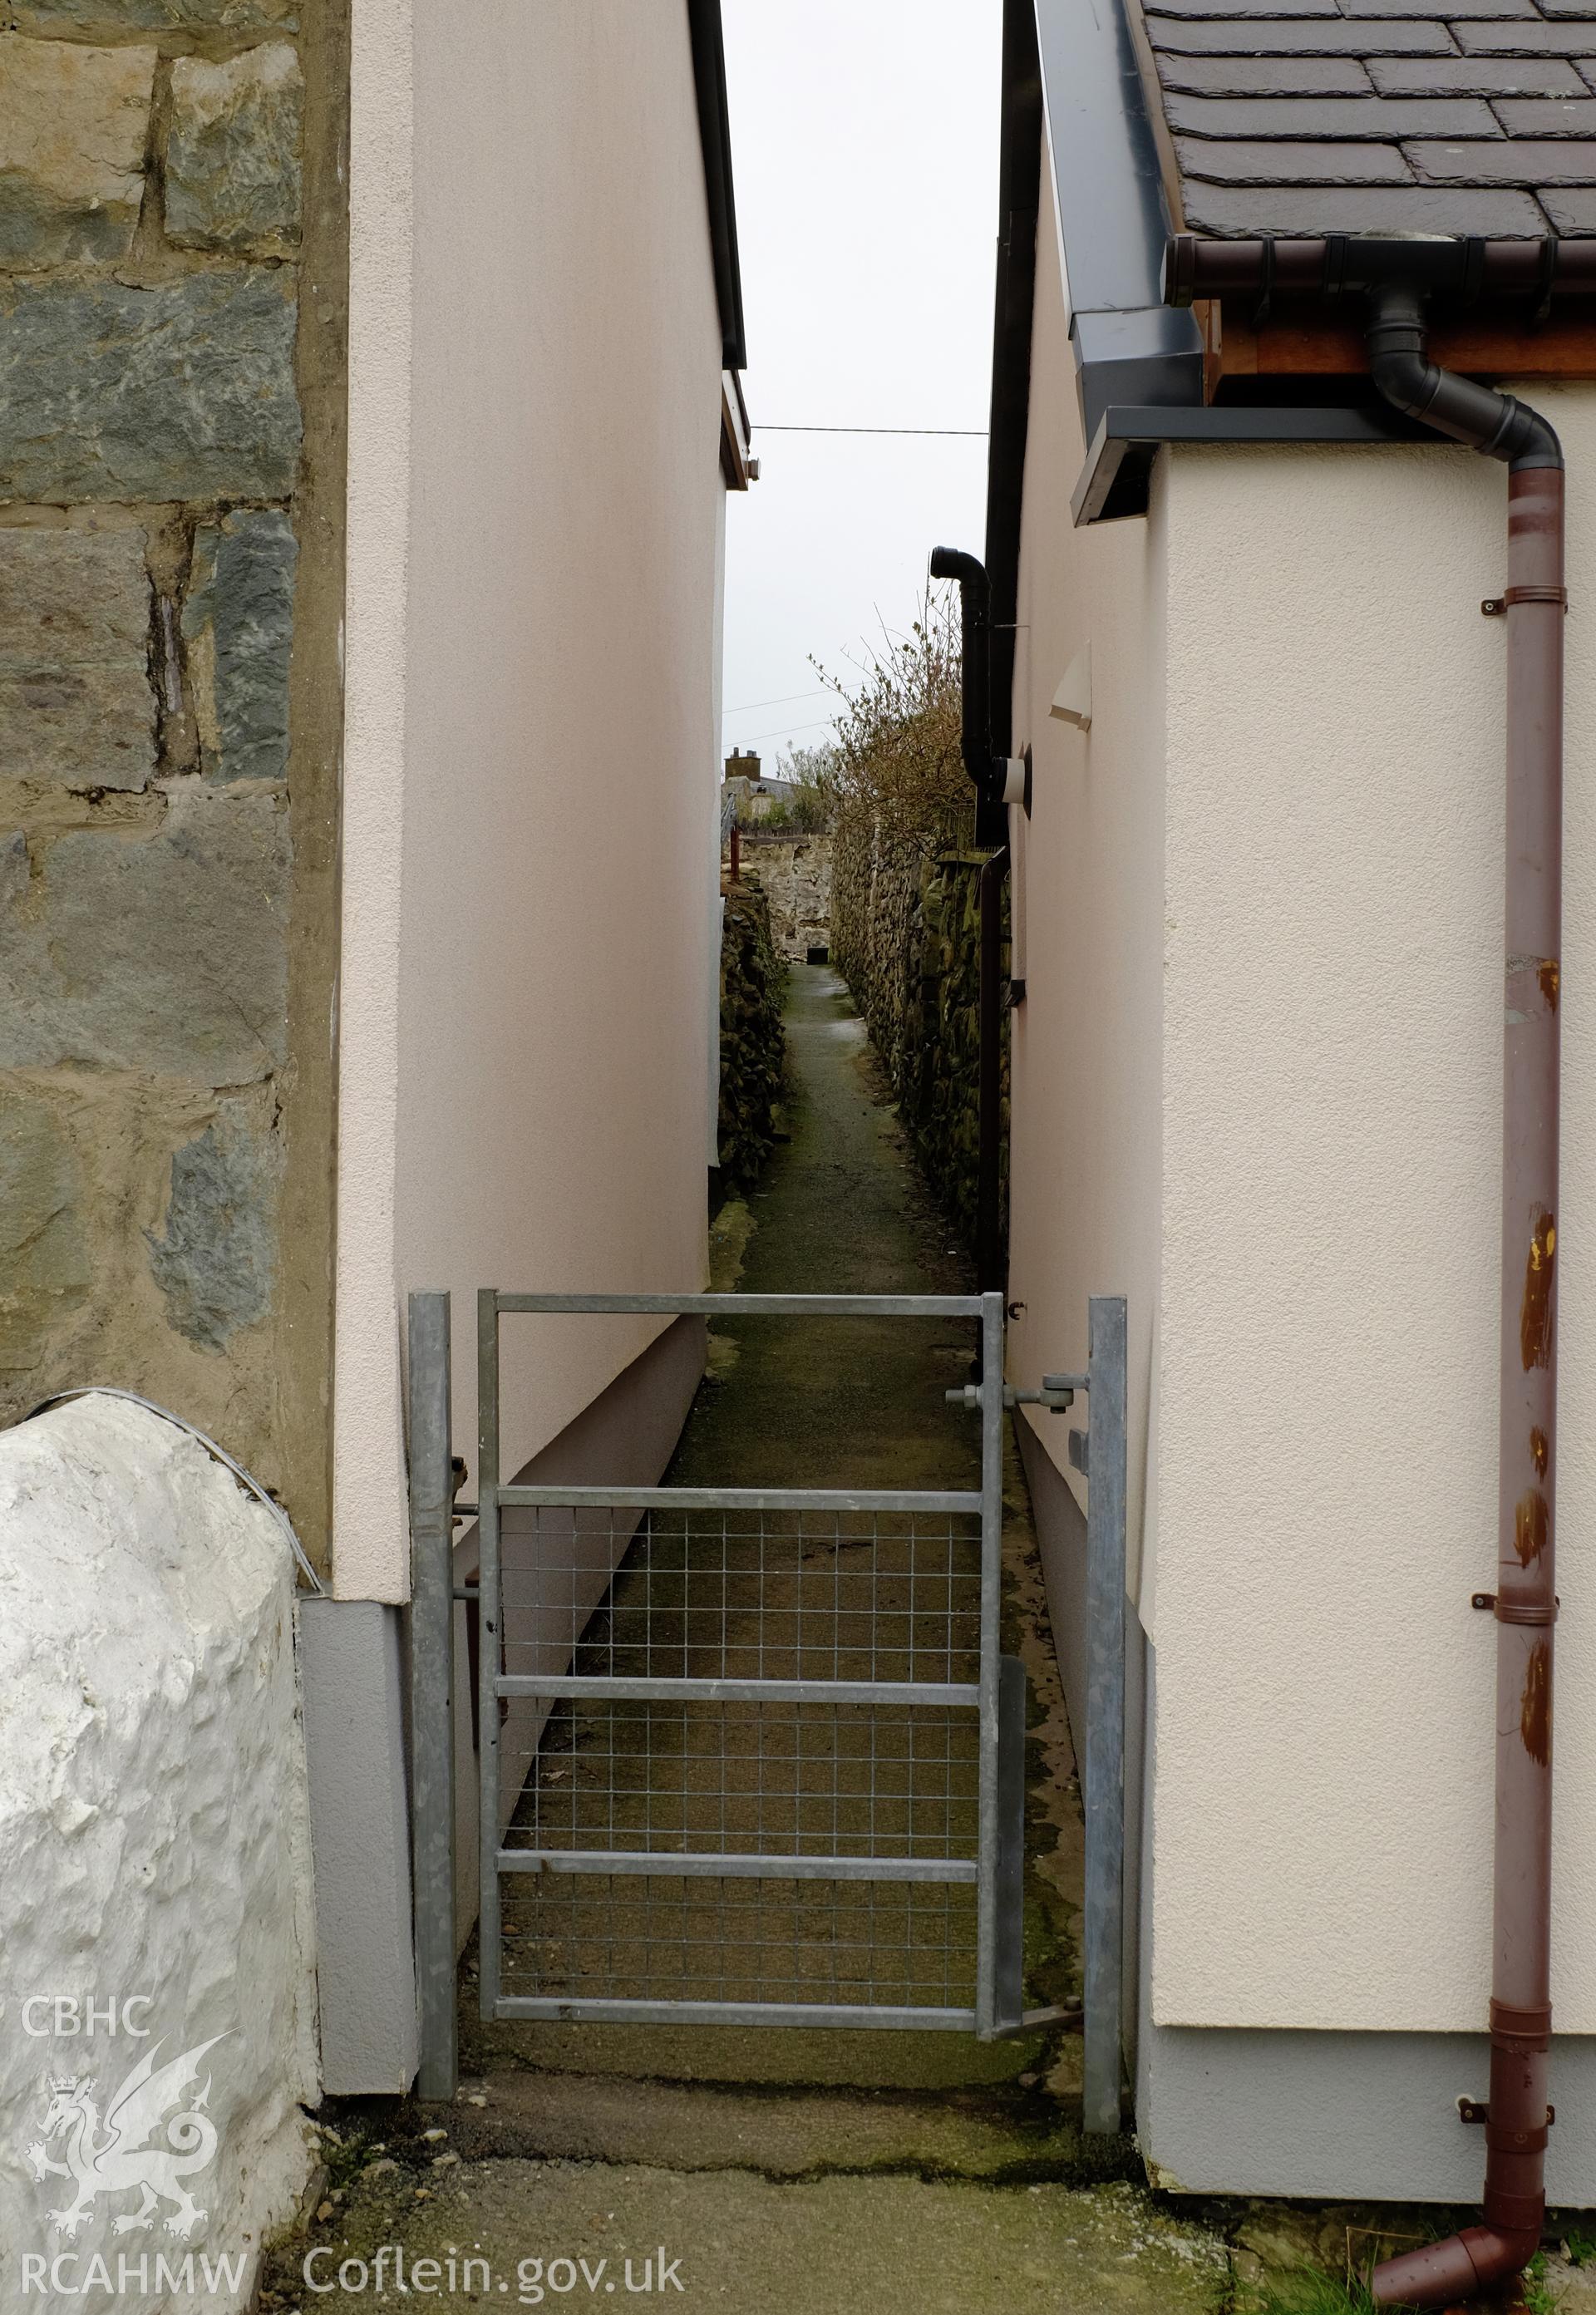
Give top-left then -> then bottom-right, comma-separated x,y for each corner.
947,1374 -> 1086,1416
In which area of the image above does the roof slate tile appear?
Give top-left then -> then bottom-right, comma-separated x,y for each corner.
1158,51 -> 1377,87
1452,20 -> 1596,54
1150,0 -> 1344,15
1337,0 -> 1536,17
1174,132 -> 1416,175
1142,0 -> 1596,236
1165,90 -> 1500,130
1538,182 -> 1596,225
1491,93 -> 1596,130
1178,179 -> 1552,228
1367,54 -> 1586,91
1405,133 -> 1596,176
1145,16 -> 1459,53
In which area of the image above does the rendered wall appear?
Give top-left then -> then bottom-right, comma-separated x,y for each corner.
0,0 -> 347,1564
1003,144 -> 1166,2089
1152,400 -> 1596,2037
1007,132 -> 1596,2126
1004,154 -> 1166,1618
337,0 -> 727,1600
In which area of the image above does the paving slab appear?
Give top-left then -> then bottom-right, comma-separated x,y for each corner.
431,2068 -> 1126,2185
260,2160 -> 1233,2313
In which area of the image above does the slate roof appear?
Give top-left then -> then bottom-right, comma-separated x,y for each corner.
1140,0 -> 1596,235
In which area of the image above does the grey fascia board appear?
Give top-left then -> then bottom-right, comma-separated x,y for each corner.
1071,308 -> 1207,449
1035,0 -> 1204,441
1071,401 -> 1453,528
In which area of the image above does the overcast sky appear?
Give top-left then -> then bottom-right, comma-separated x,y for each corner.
718,0 -> 1003,771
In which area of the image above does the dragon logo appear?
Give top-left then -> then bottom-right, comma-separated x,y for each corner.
24,2037 -> 224,2243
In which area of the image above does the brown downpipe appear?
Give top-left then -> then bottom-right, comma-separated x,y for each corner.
1360,289 -> 1565,2309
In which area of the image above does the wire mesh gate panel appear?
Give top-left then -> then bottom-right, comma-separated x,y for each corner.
475,1290 -> 1023,2035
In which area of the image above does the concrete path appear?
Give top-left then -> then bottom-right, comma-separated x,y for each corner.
258,968 -> 1228,2311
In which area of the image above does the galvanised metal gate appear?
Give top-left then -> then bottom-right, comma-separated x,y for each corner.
479,1289 -> 1017,2038
406,1290 -> 1126,2120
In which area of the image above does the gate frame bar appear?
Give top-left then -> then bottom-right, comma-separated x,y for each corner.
1082,1293 -> 1129,2135
474,1286 -> 1012,2037
406,1288 -> 458,2101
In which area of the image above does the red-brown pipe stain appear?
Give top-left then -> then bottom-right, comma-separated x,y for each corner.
1521,1642 -> 1552,1766
1522,1211 -> 1556,1372
1531,1427 -> 1549,1479
1539,958 -> 1561,1013
1516,1489 -> 1550,1566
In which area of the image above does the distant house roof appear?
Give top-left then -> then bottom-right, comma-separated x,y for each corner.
1142,0 -> 1596,241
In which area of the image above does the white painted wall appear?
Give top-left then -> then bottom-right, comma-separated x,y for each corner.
1010,140 -> 1596,2037
0,1396 -> 317,2313
337,2 -> 728,1599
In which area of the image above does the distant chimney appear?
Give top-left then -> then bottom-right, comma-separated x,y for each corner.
724,747 -> 761,784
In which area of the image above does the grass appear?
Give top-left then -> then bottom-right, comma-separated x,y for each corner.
1242,2248 -> 1562,2315
1240,2272 -> 1378,2315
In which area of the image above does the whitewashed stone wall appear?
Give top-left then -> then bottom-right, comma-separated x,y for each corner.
0,1394 -> 318,2315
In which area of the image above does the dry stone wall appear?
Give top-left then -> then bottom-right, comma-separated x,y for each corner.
0,0 -> 345,1558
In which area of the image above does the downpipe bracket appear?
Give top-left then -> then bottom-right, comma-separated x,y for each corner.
1471,1591 -> 1559,1624
1483,587 -> 1569,615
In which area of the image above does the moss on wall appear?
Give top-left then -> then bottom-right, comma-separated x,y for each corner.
831,825 -> 1006,1259
718,878 -> 787,1190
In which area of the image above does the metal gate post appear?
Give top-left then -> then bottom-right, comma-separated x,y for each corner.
476,1289 -> 504,2022
1082,1295 -> 1128,2134
974,1290 -> 1007,2038
406,1290 -> 458,2101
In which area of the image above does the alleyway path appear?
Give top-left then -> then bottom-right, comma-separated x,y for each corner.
264,969 -> 1235,2313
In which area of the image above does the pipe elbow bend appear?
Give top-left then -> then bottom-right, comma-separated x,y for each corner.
1368,345 -> 1437,425
929,546 -> 987,590
1366,285 -> 1563,470
1371,2224 -> 1543,2308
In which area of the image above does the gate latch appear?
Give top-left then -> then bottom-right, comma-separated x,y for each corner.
947,1374 -> 1086,1416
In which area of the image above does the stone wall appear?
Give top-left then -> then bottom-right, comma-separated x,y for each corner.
831,820 -> 1007,1258
717,877 -> 786,1188
726,831 -> 832,962
0,0 -> 347,1559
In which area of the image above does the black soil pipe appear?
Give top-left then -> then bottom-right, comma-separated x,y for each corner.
977,845 -> 1009,1296
931,546 -> 1008,1295
930,546 -> 993,800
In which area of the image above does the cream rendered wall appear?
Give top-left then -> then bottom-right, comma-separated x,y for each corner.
1153,406 -> 1596,2033
1011,143 -> 1596,2038
1007,145 -> 1167,1626
336,1 -> 726,1600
